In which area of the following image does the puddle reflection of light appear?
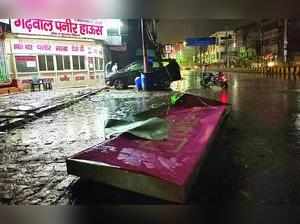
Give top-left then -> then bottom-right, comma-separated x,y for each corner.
295,114 -> 300,130
219,90 -> 229,104
233,79 -> 238,88
231,78 -> 239,111
297,95 -> 300,111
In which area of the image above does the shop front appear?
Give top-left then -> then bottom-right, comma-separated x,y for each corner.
4,18 -> 106,88
5,36 -> 104,88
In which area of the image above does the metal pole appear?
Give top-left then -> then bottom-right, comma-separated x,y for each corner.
259,22 -> 263,65
140,18 -> 148,73
226,31 -> 230,68
283,18 -> 288,64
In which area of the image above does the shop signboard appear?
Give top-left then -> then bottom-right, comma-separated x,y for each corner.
185,37 -> 216,46
11,40 -> 103,57
11,18 -> 106,40
0,40 -> 9,83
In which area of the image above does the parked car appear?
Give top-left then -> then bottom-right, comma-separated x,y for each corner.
105,59 -> 181,89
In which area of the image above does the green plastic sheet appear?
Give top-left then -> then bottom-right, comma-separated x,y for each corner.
104,92 -> 187,140
105,116 -> 168,140
105,117 -> 168,140
170,92 -> 185,105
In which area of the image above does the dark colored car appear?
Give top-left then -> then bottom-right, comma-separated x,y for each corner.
105,59 -> 181,89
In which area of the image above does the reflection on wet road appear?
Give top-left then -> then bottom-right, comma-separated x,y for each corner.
2,70 -> 300,221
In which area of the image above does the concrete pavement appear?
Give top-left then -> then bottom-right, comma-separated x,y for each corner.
0,87 -> 105,131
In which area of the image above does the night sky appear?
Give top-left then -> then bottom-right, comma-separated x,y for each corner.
157,19 -> 252,43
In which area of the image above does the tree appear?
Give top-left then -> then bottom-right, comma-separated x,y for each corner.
175,47 -> 196,67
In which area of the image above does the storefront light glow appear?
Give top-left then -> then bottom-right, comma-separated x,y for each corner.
267,61 -> 275,67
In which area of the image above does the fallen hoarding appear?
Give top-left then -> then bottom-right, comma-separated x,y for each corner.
66,94 -> 229,203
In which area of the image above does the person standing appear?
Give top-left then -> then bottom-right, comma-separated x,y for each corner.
105,61 -> 112,76
111,62 -> 118,73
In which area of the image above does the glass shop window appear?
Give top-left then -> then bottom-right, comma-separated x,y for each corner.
72,55 -> 79,70
15,56 -> 38,73
38,55 -> 54,71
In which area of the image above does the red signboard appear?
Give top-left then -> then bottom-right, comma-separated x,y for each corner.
15,56 -> 36,62
60,75 -> 70,81
75,76 -> 85,81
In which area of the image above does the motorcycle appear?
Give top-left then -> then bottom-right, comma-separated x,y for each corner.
200,72 -> 215,88
213,72 -> 228,89
200,72 -> 228,89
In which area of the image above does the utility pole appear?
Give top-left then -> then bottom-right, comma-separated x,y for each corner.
258,21 -> 263,65
140,18 -> 149,73
225,31 -> 230,68
283,18 -> 288,64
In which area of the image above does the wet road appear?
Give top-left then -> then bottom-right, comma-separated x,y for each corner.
0,89 -> 171,204
2,70 -> 300,221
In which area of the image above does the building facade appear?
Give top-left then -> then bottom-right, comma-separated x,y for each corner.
201,31 -> 236,66
1,18 -> 123,88
235,19 -> 300,66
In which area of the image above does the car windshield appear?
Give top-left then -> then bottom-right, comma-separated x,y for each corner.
124,62 -> 143,71
123,61 -> 166,72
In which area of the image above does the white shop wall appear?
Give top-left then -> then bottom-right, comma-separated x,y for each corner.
5,37 -> 105,81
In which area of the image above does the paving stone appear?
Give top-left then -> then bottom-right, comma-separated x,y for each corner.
0,191 -> 14,200
56,197 -> 69,205
54,163 -> 66,172
36,189 -> 51,199
28,198 -> 42,205
34,171 -> 52,178
14,185 -> 30,195
18,189 -> 35,199
55,176 -> 76,191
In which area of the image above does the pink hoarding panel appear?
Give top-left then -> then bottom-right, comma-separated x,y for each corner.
70,100 -> 226,187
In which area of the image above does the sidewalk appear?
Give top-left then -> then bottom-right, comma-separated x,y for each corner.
0,86 -> 105,131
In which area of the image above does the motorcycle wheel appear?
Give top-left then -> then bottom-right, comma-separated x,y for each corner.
114,79 -> 127,89
200,80 -> 208,88
222,82 -> 228,89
